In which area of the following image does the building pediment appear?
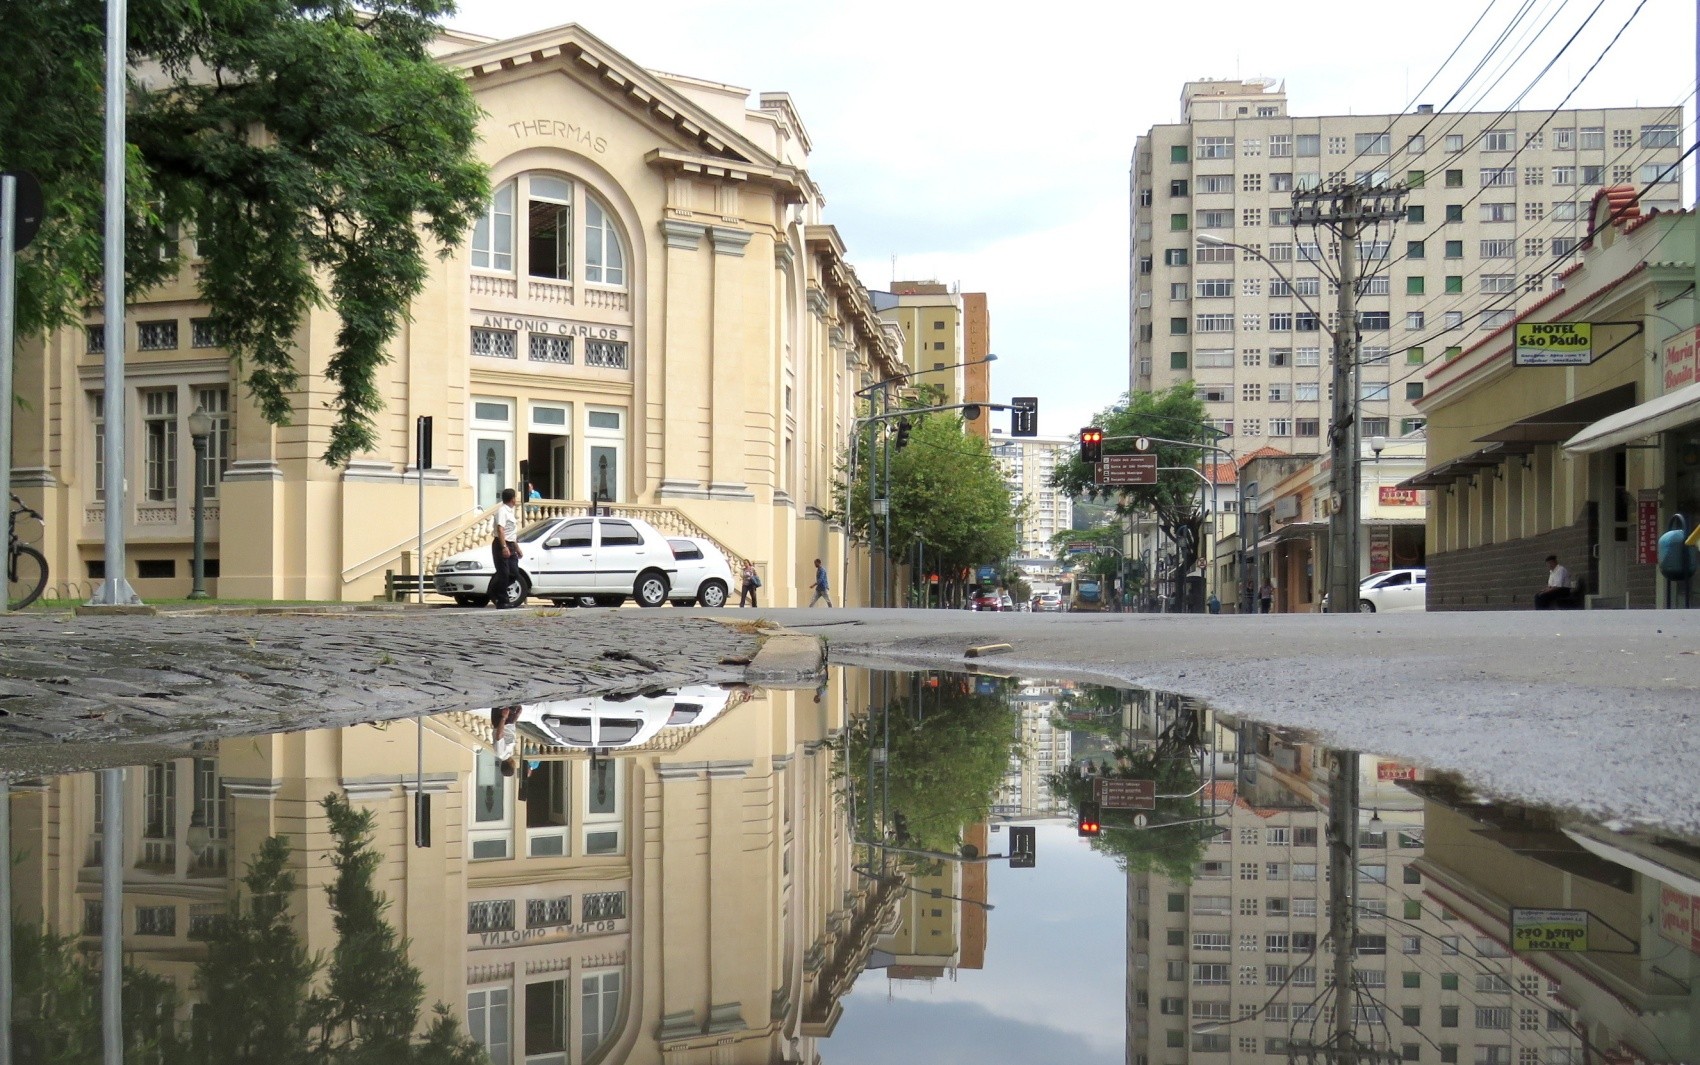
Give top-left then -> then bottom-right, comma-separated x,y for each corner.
444,23 -> 771,167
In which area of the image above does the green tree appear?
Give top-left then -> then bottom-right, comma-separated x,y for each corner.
0,0 -> 489,465
10,921 -> 185,1063
1051,385 -> 1218,591
835,406 -> 1020,600
843,678 -> 1020,856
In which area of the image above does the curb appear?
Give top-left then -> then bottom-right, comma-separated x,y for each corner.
745,632 -> 826,688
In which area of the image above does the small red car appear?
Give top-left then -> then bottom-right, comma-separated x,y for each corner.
971,591 -> 1002,611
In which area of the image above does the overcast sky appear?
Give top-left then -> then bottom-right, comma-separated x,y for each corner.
448,0 -> 1697,439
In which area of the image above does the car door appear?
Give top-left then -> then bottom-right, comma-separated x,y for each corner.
535,519 -> 595,594
593,519 -> 648,591
1376,571 -> 1414,611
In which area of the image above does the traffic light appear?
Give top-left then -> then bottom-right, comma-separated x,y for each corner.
1079,426 -> 1104,465
892,810 -> 911,843
1076,801 -> 1102,838
895,418 -> 912,450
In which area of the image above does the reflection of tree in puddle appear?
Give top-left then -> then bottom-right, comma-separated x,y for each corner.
1048,689 -> 1216,882
841,674 -> 1021,859
13,795 -> 482,1064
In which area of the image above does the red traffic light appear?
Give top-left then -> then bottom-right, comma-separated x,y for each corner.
1079,426 -> 1104,465
1076,800 -> 1102,837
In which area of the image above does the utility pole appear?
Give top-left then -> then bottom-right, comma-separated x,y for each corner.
1327,749 -> 1360,1052
1293,183 -> 1406,613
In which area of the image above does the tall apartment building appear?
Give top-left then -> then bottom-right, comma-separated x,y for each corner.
1130,78 -> 1684,458
992,435 -> 1075,558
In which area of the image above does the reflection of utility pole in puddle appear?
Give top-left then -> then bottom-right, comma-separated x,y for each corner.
1290,748 -> 1388,1064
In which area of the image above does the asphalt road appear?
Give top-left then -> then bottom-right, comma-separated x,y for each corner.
765,606 -> 1700,839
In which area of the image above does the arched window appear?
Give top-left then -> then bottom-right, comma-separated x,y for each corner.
470,176 -> 627,290
584,195 -> 625,286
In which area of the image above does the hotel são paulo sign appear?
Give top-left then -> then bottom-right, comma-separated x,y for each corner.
1514,322 -> 1593,366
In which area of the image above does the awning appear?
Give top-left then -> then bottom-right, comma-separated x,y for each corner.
1563,380 -> 1700,454
1474,384 -> 1637,444
1396,442 -> 1534,491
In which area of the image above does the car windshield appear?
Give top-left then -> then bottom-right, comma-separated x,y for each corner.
516,520 -> 559,543
1079,582 -> 1100,595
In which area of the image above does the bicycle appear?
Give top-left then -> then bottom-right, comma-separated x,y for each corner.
8,494 -> 48,610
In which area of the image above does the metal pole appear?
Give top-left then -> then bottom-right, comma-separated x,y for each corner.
416,419 -> 426,606
101,767 -> 124,1065
1327,203 -> 1362,613
1328,749 -> 1360,1049
0,176 -> 15,617
882,396 -> 893,608
867,406 -> 878,610
189,434 -> 207,598
0,777 -> 11,1065
92,0 -> 138,606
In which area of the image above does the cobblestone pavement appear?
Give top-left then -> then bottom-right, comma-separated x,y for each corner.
0,608 -> 762,774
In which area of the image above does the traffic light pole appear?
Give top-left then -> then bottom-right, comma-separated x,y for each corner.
1089,432 -> 1235,612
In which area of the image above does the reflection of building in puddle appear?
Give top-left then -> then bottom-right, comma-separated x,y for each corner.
997,684 -> 1072,817
1409,779 -> 1699,1064
1127,722 -> 1589,1065
10,677 -> 888,1063
867,823 -> 990,983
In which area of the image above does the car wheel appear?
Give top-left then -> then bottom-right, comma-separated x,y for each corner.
1358,599 -> 1376,613
592,594 -> 625,608
503,576 -> 530,609
697,580 -> 729,608
634,570 -> 670,608
454,595 -> 489,608
549,598 -> 580,608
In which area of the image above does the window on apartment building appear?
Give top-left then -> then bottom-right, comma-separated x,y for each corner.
1196,278 -> 1231,298
1524,201 -> 1545,221
1480,239 -> 1514,258
1359,311 -> 1390,331
1171,145 -> 1189,163
1552,165 -> 1575,185
1641,123 -> 1680,148
1169,178 -> 1189,197
1552,237 -> 1578,257
1195,314 -> 1233,333
1443,241 -> 1463,259
1406,345 -> 1425,365
1406,134 -> 1425,154
1170,282 -> 1189,301
1579,127 -> 1604,149
1444,169 -> 1463,187
1481,274 -> 1515,294
1482,129 -> 1513,151
1480,202 -> 1515,223
1196,209 -> 1232,229
1269,348 -> 1290,367
1581,165 -> 1603,185
1270,172 -> 1293,192
1524,273 -> 1544,293
1198,174 -> 1232,193
138,320 -> 179,351
1296,382 -> 1319,401
1163,248 -> 1189,266
1406,240 -> 1425,260
1170,317 -> 1189,335
1270,134 -> 1292,156
1170,213 -> 1188,231
1355,132 -> 1390,154
1362,417 -> 1390,436
1444,133 -> 1464,151
1524,166 -> 1544,186
1170,351 -> 1189,370
1296,134 -> 1320,157
1197,136 -> 1233,159
1296,347 -> 1321,367
1296,418 -> 1320,437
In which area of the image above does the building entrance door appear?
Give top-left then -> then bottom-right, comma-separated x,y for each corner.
1593,449 -> 1630,598
526,434 -> 570,500
474,436 -> 509,510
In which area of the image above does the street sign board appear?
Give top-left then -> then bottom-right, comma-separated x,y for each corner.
1510,908 -> 1589,951
1010,396 -> 1038,437
1514,322 -> 1593,366
1008,825 -> 1036,868
1095,777 -> 1156,810
1067,541 -> 1094,553
2,171 -> 44,250
1097,454 -> 1158,485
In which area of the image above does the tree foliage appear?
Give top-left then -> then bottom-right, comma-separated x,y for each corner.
843,677 -> 1020,857
0,0 -> 489,465
1050,385 -> 1219,590
835,405 -> 1020,583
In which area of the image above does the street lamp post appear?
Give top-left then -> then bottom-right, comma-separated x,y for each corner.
187,406 -> 214,600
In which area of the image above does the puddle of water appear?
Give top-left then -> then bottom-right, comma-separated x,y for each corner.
0,669 -> 1693,1063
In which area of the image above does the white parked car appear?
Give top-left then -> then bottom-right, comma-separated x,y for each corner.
513,684 -> 744,750
1357,568 -> 1427,613
434,515 -> 732,609
663,537 -> 734,608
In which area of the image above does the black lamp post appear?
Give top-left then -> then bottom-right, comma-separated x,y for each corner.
187,406 -> 214,600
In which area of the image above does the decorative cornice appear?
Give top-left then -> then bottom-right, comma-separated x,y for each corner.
710,228 -> 753,257
708,482 -> 755,501
774,242 -> 796,272
807,288 -> 830,318
657,478 -> 711,500
223,778 -> 282,799
8,466 -> 57,488
661,219 -> 707,252
222,459 -> 284,483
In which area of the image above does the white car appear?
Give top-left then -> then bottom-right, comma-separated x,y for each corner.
434,514 -> 728,609
1357,568 -> 1427,613
513,684 -> 744,750
663,537 -> 734,608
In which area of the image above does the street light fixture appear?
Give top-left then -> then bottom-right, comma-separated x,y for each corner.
186,406 -> 215,600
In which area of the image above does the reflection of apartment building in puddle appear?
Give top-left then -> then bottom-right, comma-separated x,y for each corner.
870,824 -> 989,983
1127,723 -> 1585,1065
996,685 -> 1073,818
10,677 -> 894,1063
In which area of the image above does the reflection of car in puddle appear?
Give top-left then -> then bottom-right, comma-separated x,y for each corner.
514,684 -> 747,750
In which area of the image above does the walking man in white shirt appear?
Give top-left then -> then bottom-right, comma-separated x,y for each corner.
491,488 -> 523,608
1534,554 -> 1571,610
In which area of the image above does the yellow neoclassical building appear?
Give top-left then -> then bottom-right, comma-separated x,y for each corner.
11,23 -> 901,605
9,671 -> 898,1062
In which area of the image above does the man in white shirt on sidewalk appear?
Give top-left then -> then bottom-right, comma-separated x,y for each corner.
1534,554 -> 1571,610
491,488 -> 523,608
